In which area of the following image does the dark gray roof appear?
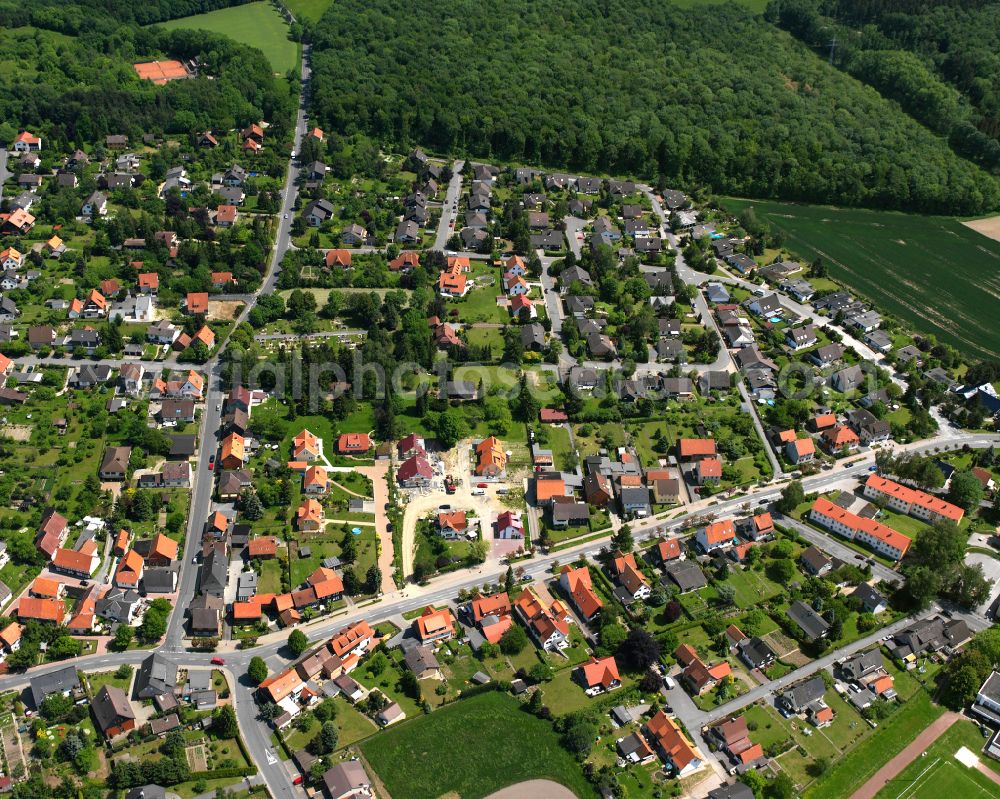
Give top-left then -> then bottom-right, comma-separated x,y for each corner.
781,675 -> 826,711
29,665 -> 81,707
520,323 -> 546,349
199,549 -> 228,596
564,295 -> 594,314
96,588 -> 140,622
737,636 -> 777,669
619,487 -> 651,507
851,582 -> 887,612
787,601 -> 831,641
840,649 -> 884,681
551,502 -> 589,524
125,787 -> 166,799
664,560 -> 707,593
135,652 -> 178,699
708,784 -> 756,799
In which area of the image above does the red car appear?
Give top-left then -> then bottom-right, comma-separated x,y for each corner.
208,455 -> 215,471
292,776 -> 304,786
211,657 -> 225,665
477,483 -> 488,488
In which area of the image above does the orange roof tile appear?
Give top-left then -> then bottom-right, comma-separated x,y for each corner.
31,577 -> 61,598
579,655 -> 620,689
679,438 -> 717,458
865,475 -> 964,522
233,602 -> 262,622
414,606 -> 456,641
149,533 -> 179,562
17,597 -> 63,623
811,497 -> 912,556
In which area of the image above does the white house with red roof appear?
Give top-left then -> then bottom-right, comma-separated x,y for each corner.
695,519 -> 737,553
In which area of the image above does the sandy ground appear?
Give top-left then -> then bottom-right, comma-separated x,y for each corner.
355,462 -> 396,595
0,425 -> 31,441
963,215 -> 1000,243
483,780 -> 579,799
207,300 -> 244,321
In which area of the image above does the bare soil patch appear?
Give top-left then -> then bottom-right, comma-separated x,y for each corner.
484,781 -> 579,799
963,215 -> 1000,243
0,426 -> 32,442
208,300 -> 244,321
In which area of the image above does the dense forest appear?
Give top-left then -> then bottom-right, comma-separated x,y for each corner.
0,2 -> 293,147
308,0 -> 1000,214
768,0 -> 1000,173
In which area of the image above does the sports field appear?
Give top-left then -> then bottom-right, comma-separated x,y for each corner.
360,691 -> 597,799
872,721 -> 1000,799
721,198 -> 1000,360
157,2 -> 297,74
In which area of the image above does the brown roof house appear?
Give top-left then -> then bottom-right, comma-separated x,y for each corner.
99,446 -> 131,480
91,685 -> 136,739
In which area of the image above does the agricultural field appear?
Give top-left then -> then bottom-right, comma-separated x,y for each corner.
721,198 -> 1000,359
157,2 -> 298,74
359,691 -> 597,799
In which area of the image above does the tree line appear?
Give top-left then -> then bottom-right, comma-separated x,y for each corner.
0,4 -> 293,148
767,0 -> 1000,173
308,0 -> 1000,214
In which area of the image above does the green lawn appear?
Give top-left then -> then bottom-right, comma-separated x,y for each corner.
871,720 -> 1000,799
724,566 -> 785,608
721,198 -> 1000,360
286,0 -> 336,21
86,669 -> 133,695
873,508 -> 932,540
157,2 -> 298,74
804,692 -> 945,799
360,691 -> 597,799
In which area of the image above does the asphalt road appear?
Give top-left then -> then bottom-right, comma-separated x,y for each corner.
0,149 -> 9,204
432,160 -> 464,251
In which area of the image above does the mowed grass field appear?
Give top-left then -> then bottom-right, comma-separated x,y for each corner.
157,2 -> 297,74
804,692 -> 944,799
359,691 -> 597,799
285,0 -> 334,22
721,198 -> 1000,359
872,720 -> 1000,799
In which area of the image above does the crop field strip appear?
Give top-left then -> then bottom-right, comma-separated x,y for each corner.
722,199 -> 1000,359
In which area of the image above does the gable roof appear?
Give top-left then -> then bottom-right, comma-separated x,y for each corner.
92,684 -> 135,732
